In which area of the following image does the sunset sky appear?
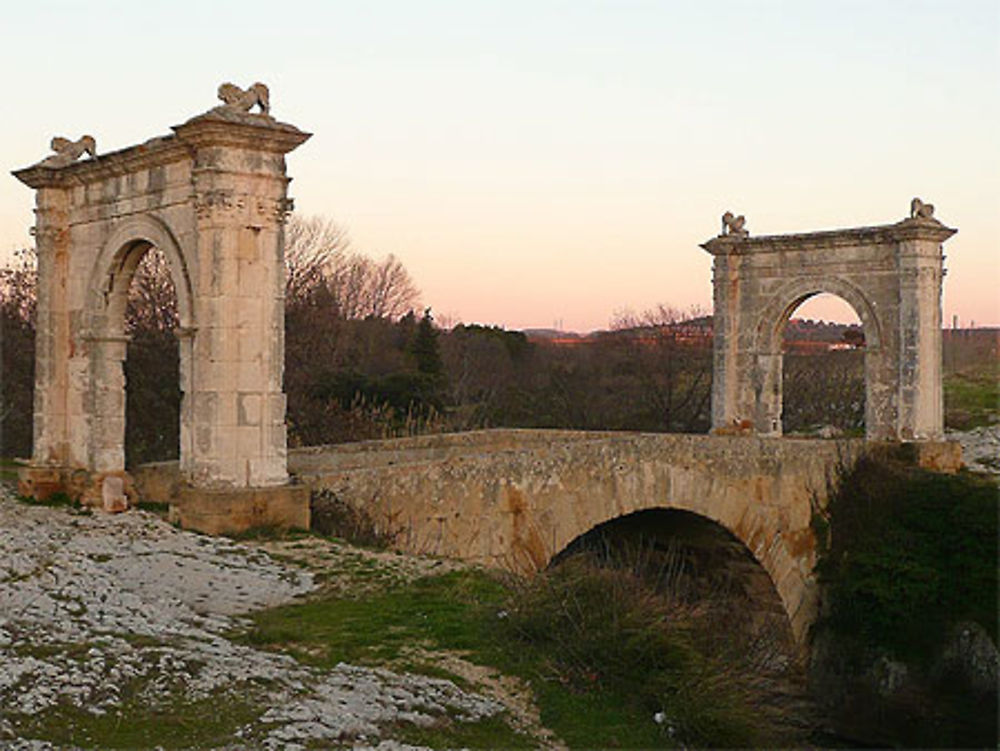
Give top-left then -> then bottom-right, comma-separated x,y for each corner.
3,0 -> 997,332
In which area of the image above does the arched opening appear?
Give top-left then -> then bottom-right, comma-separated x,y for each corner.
123,246 -> 181,466
553,509 -> 796,653
543,508 -> 810,740
780,293 -> 865,436
84,218 -> 194,478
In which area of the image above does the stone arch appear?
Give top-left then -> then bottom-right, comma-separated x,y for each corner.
754,275 -> 882,355
550,506 -> 799,645
701,211 -> 957,441
81,215 -> 196,479
14,96 -> 311,523
85,215 -> 195,336
751,276 -> 885,437
541,498 -> 810,643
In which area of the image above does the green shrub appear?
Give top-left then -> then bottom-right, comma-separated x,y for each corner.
813,454 -> 999,747
816,454 -> 998,660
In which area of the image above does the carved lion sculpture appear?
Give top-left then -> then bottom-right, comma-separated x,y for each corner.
217,82 -> 270,115
721,211 -> 748,237
910,197 -> 935,220
38,135 -> 97,168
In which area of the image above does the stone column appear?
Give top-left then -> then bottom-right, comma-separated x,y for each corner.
84,334 -> 129,473
174,115 -> 308,489
892,220 -> 954,441
705,238 -> 744,429
23,187 -> 72,487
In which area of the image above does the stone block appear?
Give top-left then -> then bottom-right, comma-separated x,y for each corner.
237,392 -> 262,426
237,426 -> 261,458
171,484 -> 310,536
237,361 -> 265,391
102,475 -> 128,512
912,440 -> 963,473
268,393 -> 287,423
17,465 -> 66,501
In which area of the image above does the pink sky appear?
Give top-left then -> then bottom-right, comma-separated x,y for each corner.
3,2 -> 997,332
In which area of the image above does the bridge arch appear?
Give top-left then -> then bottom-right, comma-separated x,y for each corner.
551,507 -> 796,646
527,479 -> 814,644
295,429 -> 859,644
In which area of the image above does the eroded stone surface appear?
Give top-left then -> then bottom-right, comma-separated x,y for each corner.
0,489 -> 503,749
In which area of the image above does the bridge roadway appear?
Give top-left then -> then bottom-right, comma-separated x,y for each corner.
290,429 -> 865,643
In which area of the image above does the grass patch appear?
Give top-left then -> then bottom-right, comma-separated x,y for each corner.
12,641 -> 95,661
239,569 -> 505,666
944,364 -> 999,429
240,562 -> 790,748
17,490 -> 78,508
227,524 -> 311,542
134,499 -> 170,515
393,714 -> 533,749
14,684 -> 260,749
0,456 -> 21,484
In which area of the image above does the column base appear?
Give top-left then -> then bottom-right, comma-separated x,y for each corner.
17,465 -> 132,511
169,484 -> 310,536
906,440 -> 964,473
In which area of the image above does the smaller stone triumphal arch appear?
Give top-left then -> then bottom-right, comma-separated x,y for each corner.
702,201 -> 956,441
14,83 -> 311,527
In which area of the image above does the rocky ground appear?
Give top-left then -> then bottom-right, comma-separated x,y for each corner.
948,423 -> 1000,474
0,486 -> 518,750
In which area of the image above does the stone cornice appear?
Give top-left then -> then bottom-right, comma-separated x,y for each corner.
13,135 -> 188,189
701,217 -> 957,255
172,113 -> 311,155
12,115 -> 310,190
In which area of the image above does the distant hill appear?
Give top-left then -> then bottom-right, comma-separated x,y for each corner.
525,315 -> 861,347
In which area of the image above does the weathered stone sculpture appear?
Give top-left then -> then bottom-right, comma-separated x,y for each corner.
721,211 -> 748,237
35,135 -> 96,168
216,82 -> 270,115
910,196 -> 935,220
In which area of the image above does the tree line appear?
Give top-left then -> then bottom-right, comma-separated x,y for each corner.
0,215 -> 866,464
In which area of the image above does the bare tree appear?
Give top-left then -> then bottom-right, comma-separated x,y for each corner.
285,215 -> 420,321
609,305 -> 713,433
285,215 -> 351,305
125,248 -> 179,335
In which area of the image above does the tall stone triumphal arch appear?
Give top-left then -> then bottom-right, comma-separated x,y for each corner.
702,201 -> 956,441
14,83 -> 311,526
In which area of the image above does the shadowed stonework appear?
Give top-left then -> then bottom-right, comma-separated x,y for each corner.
13,83 -> 309,524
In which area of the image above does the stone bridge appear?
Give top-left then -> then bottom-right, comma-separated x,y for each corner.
288,429 -> 867,643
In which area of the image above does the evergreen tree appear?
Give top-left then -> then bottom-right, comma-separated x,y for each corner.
409,308 -> 444,378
